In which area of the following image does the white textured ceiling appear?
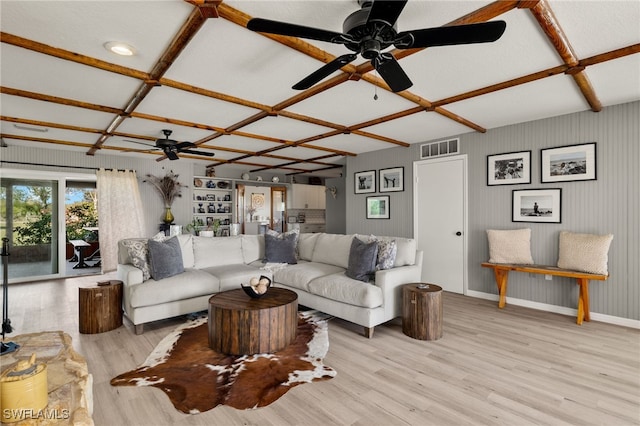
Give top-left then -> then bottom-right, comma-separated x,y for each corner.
1,0 -> 638,177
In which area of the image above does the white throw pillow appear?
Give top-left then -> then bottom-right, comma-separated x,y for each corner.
486,228 -> 534,264
557,231 -> 613,275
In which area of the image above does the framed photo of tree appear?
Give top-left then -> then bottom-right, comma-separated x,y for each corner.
366,196 -> 390,219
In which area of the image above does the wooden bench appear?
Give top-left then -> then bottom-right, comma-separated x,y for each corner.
481,262 -> 608,325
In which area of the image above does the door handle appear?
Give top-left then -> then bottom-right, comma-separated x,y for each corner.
455,231 -> 462,236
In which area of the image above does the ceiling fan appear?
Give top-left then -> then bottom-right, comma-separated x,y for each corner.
247,0 -> 506,92
125,130 -> 215,161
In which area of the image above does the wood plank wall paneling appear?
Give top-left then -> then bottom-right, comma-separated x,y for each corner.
346,101 -> 639,321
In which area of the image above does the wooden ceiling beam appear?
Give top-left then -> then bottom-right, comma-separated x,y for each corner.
286,164 -> 344,176
185,0 -> 222,19
88,5 -> 214,156
2,116 -> 104,136
528,0 -> 602,112
160,78 -> 272,112
0,32 -> 149,81
250,153 -> 342,173
429,45 -> 640,111
1,87 -> 122,115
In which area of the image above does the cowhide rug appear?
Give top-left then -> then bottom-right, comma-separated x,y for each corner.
111,311 -> 336,413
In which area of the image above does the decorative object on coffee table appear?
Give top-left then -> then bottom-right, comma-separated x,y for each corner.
402,283 -> 443,340
241,275 -> 271,298
208,287 -> 297,355
79,280 -> 123,334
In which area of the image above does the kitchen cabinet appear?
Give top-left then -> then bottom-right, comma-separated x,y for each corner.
289,184 -> 326,209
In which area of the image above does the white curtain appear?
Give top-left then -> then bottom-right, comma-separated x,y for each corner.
96,169 -> 146,272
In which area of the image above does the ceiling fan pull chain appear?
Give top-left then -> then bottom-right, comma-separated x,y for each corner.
373,70 -> 379,101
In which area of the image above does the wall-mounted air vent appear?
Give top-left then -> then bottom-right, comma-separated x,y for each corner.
420,138 -> 460,159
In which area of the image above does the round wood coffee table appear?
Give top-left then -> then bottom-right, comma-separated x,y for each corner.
208,288 -> 298,355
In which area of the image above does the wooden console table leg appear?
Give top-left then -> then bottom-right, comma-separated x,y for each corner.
493,268 -> 509,308
576,278 -> 590,325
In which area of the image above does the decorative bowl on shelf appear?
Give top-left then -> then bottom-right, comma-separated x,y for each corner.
217,181 -> 229,189
241,275 -> 271,298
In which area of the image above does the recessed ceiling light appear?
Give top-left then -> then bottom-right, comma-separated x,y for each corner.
104,41 -> 136,56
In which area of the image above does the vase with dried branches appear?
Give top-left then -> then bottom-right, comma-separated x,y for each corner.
144,171 -> 186,224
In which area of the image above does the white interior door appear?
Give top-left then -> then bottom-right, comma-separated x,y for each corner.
413,155 -> 467,294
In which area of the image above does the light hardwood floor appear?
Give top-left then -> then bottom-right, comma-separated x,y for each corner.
5,273 -> 640,426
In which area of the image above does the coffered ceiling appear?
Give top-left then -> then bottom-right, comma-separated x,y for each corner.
1,0 -> 639,177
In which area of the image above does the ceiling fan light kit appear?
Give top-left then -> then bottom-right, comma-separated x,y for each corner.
247,0 -> 506,92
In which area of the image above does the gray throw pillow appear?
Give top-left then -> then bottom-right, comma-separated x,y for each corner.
346,237 -> 379,282
264,233 -> 298,264
148,236 -> 185,281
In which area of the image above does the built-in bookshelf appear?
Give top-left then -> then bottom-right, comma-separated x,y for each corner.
192,176 -> 234,236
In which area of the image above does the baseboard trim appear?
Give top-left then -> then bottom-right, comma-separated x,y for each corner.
466,290 -> 640,330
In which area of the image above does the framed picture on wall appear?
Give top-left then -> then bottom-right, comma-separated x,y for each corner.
366,195 -> 390,219
379,167 -> 404,192
512,188 -> 562,223
541,142 -> 596,182
251,192 -> 265,209
354,170 -> 376,194
487,150 -> 531,185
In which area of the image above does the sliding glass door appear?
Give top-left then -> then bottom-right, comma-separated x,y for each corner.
0,177 -> 59,280
0,169 -> 97,283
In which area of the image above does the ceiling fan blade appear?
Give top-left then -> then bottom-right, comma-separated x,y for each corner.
175,141 -> 196,149
395,21 -> 507,48
247,18 -> 351,44
292,54 -> 358,90
366,0 -> 408,27
372,53 -> 412,92
180,149 -> 215,157
164,150 -> 179,161
123,139 -> 155,148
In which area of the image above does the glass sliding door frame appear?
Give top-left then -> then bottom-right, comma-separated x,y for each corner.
0,168 -> 96,283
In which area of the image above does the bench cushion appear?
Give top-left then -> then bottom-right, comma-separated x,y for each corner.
486,228 -> 534,264
557,231 -> 613,275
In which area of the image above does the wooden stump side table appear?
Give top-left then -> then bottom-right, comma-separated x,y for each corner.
402,283 -> 443,341
79,280 -> 123,334
208,288 -> 298,355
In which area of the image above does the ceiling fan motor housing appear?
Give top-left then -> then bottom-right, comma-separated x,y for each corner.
343,6 -> 398,57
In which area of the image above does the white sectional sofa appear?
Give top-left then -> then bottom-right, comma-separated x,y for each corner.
117,233 -> 423,337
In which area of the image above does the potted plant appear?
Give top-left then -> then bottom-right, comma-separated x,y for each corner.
186,218 -> 204,236
212,219 -> 221,236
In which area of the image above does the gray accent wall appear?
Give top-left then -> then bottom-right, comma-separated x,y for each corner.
346,101 -> 639,321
